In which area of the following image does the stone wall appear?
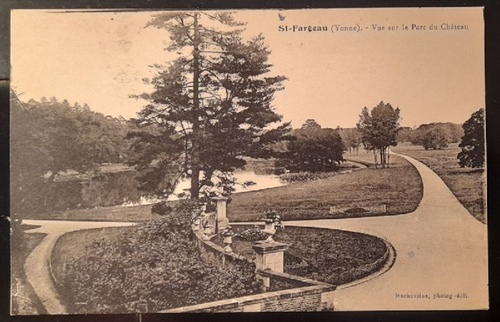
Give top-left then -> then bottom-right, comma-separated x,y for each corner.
161,284 -> 336,313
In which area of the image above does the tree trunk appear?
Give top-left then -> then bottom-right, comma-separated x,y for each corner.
387,148 -> 390,168
190,13 -> 201,199
380,148 -> 384,168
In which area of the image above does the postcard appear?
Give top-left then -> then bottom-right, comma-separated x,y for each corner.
10,7 -> 487,314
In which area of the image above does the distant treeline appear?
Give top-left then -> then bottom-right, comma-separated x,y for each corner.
397,122 -> 464,149
337,122 -> 463,152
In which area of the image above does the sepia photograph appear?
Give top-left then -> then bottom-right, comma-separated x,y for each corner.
9,7 -> 487,314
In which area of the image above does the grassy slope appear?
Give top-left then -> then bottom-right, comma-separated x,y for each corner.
392,143 -> 486,223
228,154 -> 423,222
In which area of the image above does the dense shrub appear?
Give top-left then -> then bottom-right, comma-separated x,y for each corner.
421,127 -> 449,150
57,201 -> 261,313
151,201 -> 172,216
278,128 -> 345,173
279,172 -> 338,184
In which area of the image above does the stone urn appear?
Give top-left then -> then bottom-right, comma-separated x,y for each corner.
262,220 -> 277,242
221,227 -> 235,253
203,224 -> 214,239
192,218 -> 201,231
223,236 -> 233,253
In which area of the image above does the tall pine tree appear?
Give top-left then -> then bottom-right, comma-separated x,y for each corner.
128,12 -> 290,199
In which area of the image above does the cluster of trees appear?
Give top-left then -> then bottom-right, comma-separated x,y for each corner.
274,102 -> 403,173
277,123 -> 345,173
357,101 -> 401,168
10,92 -> 134,215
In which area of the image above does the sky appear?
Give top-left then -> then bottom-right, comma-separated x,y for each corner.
11,8 -> 484,129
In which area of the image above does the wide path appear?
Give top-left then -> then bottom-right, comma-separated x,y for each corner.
287,153 -> 488,311
22,220 -> 135,314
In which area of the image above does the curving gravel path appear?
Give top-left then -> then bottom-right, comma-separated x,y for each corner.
22,220 -> 135,314
287,153 -> 488,311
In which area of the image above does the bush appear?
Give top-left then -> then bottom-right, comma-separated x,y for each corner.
279,172 -> 338,184
421,127 -> 450,150
151,201 -> 172,216
57,201 -> 260,313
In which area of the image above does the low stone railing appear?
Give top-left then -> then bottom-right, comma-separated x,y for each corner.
187,228 -> 336,312
193,229 -> 254,267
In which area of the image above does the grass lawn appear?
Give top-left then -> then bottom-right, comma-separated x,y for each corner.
11,224 -> 47,315
228,154 -> 423,222
392,143 -> 486,223
212,225 -> 390,286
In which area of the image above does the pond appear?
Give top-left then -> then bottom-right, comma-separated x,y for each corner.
168,170 -> 286,200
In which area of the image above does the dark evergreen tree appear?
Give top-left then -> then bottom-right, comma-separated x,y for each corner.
458,108 -> 485,168
128,12 -> 290,199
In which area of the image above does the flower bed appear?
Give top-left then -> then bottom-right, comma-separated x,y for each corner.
212,225 -> 389,286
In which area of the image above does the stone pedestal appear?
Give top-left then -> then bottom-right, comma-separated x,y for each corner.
211,196 -> 229,233
252,240 -> 288,290
252,240 -> 288,273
